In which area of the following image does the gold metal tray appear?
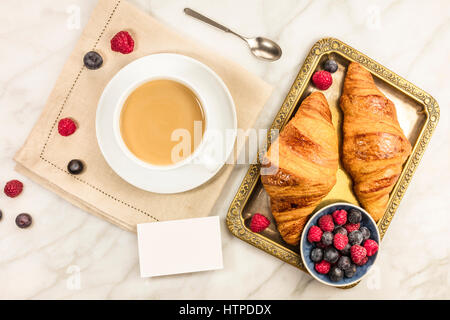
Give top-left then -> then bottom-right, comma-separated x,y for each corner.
226,38 -> 439,274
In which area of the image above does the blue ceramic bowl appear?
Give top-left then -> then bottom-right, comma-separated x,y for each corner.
300,202 -> 380,287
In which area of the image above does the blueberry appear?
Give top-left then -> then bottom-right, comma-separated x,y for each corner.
360,226 -> 371,240
344,264 -> 357,278
334,226 -> 347,236
323,59 -> 338,73
337,256 -> 351,271
329,266 -> 344,282
68,159 -> 84,175
321,231 -> 333,246
341,243 -> 351,256
348,209 -> 362,224
15,213 -> 32,228
349,230 -> 363,245
310,248 -> 323,263
324,247 -> 339,264
83,51 -> 103,70
0,209 -> 2,220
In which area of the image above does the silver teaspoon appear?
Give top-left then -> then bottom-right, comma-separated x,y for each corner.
184,8 -> 282,62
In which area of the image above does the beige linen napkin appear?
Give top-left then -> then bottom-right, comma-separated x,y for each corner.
14,0 -> 272,231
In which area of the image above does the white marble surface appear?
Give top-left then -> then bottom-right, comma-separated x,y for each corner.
0,0 -> 449,299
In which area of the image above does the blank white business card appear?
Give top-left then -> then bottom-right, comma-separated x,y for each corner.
137,216 -> 223,277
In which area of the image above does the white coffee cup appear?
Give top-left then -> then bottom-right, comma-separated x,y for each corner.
112,75 -> 221,172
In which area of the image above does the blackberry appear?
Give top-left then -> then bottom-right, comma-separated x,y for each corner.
321,231 -> 333,246
349,230 -> 363,245
15,213 -> 32,228
83,51 -> 103,70
360,226 -> 371,240
0,209 -> 2,220
324,247 -> 339,264
310,248 -> 323,263
68,159 -> 84,175
341,243 -> 351,256
329,266 -> 344,282
337,256 -> 351,271
334,226 -> 347,236
344,264 -> 357,278
348,208 -> 362,224
323,59 -> 338,73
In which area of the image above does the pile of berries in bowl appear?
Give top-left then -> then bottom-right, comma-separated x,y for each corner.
300,202 -> 380,287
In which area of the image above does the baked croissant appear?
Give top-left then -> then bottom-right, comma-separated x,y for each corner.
261,92 -> 338,245
340,62 -> 411,221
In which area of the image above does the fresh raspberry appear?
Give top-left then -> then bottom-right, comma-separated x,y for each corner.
333,233 -> 348,250
315,260 -> 331,274
318,215 -> 334,232
344,223 -> 360,233
312,70 -> 333,90
307,225 -> 323,243
58,118 -> 77,136
111,31 -> 135,54
355,256 -> 368,266
249,213 -> 270,233
363,239 -> 379,256
332,209 -> 347,225
350,245 -> 367,264
4,180 -> 23,198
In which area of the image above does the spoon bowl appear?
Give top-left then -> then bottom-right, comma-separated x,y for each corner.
247,37 -> 282,61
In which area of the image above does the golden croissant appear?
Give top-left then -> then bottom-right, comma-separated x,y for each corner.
261,92 -> 338,245
340,62 -> 412,221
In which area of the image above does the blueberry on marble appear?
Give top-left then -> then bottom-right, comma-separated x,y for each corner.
15,213 -> 32,228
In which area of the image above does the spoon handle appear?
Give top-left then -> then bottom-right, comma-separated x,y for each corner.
184,8 -> 238,36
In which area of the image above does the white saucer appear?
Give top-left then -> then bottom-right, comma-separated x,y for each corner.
96,54 -> 237,194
